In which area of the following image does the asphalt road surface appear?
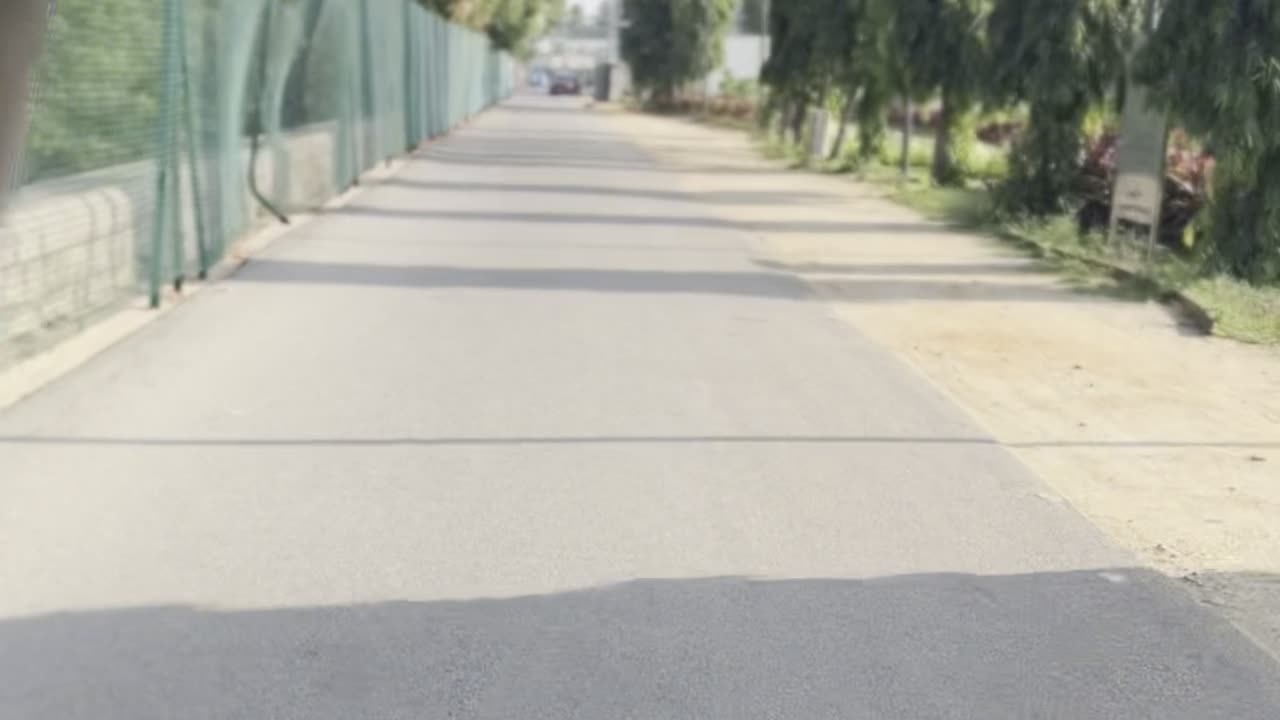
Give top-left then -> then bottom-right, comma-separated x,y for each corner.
3,95 -> 1279,718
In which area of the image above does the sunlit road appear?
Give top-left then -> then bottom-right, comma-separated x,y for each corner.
3,95 -> 1279,718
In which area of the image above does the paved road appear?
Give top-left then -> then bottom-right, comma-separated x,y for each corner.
3,95 -> 1279,718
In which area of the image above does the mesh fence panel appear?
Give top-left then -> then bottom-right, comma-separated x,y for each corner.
1,0 -> 514,366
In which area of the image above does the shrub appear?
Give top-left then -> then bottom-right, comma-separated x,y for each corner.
1075,130 -> 1212,251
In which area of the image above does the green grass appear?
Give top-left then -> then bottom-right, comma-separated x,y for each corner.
692,112 -> 756,132
757,131 -> 812,167
890,184 -> 994,229
823,124 -> 1010,179
1183,277 -> 1280,344
877,138 -> 935,171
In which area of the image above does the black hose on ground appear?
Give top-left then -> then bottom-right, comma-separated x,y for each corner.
247,1 -> 289,226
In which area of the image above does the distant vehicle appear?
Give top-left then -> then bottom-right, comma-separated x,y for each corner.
549,75 -> 581,96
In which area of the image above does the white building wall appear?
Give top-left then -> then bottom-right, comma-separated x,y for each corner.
704,34 -> 770,95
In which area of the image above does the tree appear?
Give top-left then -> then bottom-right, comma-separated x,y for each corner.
760,0 -> 823,139
486,0 -> 562,54
987,0 -> 1135,214
759,0 -> 895,166
738,0 -> 767,34
417,0 -> 563,52
418,0 -> 498,26
621,0 -> 736,105
891,0 -> 988,185
814,0 -> 864,159
842,0 -> 892,165
877,0 -> 935,177
1138,1 -> 1280,283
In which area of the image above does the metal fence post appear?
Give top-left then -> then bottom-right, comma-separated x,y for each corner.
176,0 -> 211,279
148,0 -> 182,307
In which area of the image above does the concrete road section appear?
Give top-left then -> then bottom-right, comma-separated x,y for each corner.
2,95 -> 1279,718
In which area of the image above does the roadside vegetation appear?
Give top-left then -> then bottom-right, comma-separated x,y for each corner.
418,0 -> 566,55
620,0 -> 739,105
625,0 -> 1280,344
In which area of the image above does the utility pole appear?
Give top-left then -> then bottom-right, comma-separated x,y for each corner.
602,0 -> 631,102
0,0 -> 50,202
607,0 -> 621,64
901,98 -> 913,180
759,0 -> 771,68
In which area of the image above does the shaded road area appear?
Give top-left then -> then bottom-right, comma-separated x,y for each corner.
2,95 -> 1279,718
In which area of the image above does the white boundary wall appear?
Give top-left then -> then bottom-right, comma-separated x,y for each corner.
0,123 -> 341,368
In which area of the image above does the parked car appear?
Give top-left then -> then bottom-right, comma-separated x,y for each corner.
550,74 -> 581,96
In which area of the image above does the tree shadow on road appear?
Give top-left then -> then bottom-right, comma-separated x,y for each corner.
754,258 -> 1055,277
230,257 -> 1119,306
3,571 -> 1278,719
418,145 -> 788,175
2,433 -> 1277,451
328,205 -> 943,236
381,178 -> 843,206
234,260 -> 812,299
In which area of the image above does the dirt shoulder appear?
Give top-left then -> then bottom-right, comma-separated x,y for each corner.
610,109 -> 1280,660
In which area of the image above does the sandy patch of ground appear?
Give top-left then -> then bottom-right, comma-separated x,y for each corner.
612,110 -> 1280,659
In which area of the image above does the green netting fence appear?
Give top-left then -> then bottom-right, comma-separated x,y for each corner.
1,0 -> 513,367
